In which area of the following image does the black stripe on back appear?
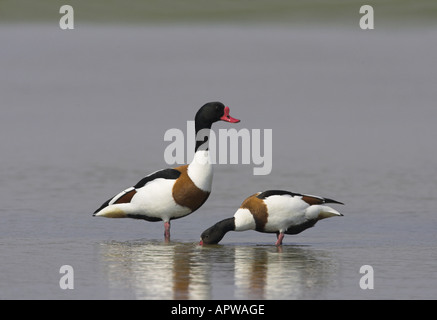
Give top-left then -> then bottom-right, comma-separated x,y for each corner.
256,190 -> 344,205
256,190 -> 302,199
134,168 -> 181,188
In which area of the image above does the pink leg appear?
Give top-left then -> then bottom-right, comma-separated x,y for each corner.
275,232 -> 284,246
164,221 -> 171,242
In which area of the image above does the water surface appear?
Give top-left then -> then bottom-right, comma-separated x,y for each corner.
1,24 -> 437,299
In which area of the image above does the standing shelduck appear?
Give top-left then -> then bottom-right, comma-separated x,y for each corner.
199,190 -> 343,246
93,102 -> 240,241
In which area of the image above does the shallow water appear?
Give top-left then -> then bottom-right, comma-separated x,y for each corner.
1,24 -> 437,300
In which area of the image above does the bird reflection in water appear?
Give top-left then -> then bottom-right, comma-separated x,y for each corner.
98,240 -> 210,299
233,246 -> 336,299
97,240 -> 336,299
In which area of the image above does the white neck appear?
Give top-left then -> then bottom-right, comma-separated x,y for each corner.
188,150 -> 213,192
